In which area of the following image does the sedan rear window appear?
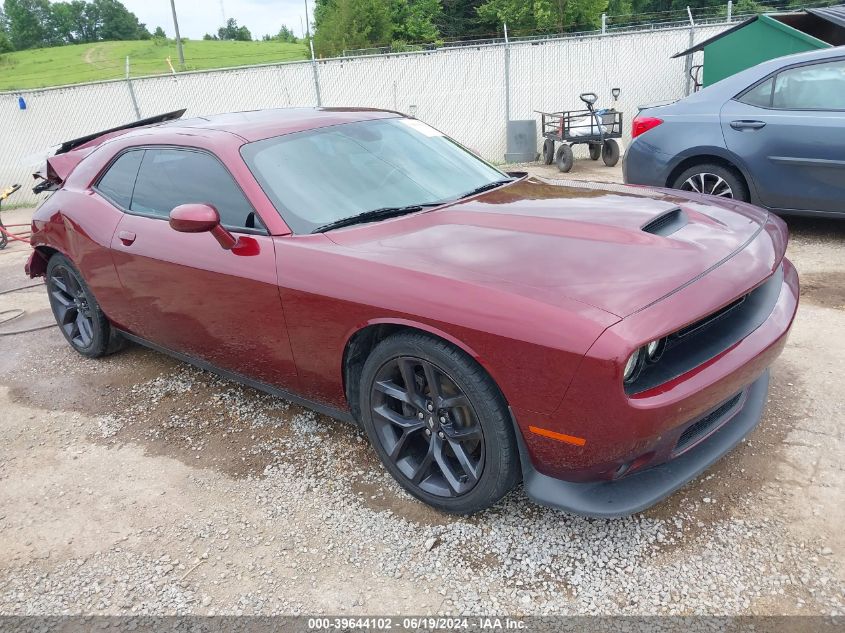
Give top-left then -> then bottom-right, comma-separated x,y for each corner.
772,59 -> 845,110
241,118 -> 506,234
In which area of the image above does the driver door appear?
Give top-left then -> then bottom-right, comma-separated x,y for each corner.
105,147 -> 299,390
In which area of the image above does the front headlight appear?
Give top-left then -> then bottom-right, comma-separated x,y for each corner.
645,337 -> 666,362
623,348 -> 643,383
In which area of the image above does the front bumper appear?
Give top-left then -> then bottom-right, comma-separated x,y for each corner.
517,369 -> 769,518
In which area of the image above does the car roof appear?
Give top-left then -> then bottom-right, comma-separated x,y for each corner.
160,107 -> 402,142
683,44 -> 845,103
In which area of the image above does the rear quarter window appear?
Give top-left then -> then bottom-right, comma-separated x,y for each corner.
95,150 -> 144,208
738,77 -> 774,108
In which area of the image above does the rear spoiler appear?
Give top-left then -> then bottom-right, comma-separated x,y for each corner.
33,109 -> 187,194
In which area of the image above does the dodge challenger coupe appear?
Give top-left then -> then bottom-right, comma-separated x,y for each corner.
26,107 -> 798,517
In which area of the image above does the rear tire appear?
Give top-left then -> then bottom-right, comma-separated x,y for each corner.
542,139 -> 555,165
671,163 -> 749,201
555,144 -> 574,173
588,143 -> 601,161
46,254 -> 124,358
602,139 -> 620,166
359,332 -> 520,514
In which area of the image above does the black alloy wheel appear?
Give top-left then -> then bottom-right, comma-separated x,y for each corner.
46,254 -> 123,357
359,332 -> 520,514
49,262 -> 96,349
370,356 -> 484,497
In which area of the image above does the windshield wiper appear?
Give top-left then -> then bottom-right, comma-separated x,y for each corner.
312,203 -> 441,233
457,178 -> 515,200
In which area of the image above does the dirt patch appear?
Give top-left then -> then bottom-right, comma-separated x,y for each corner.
799,271 -> 845,310
644,363 -> 805,530
350,477 -> 453,526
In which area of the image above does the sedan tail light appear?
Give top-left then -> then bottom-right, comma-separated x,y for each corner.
632,116 -> 664,139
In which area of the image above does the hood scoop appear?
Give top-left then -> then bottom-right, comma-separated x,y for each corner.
641,207 -> 687,236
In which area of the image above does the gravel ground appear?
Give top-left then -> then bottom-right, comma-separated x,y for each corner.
0,169 -> 843,616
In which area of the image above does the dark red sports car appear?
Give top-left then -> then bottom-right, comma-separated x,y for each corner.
26,108 -> 798,516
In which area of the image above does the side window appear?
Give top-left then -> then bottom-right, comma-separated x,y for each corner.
772,59 -> 845,110
738,77 -> 774,108
96,150 -> 144,208
130,148 -> 264,231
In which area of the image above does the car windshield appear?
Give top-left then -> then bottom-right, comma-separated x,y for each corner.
240,117 -> 507,234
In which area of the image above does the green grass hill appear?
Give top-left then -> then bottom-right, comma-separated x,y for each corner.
0,39 -> 309,91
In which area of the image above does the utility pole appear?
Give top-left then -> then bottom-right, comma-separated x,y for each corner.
170,0 -> 186,71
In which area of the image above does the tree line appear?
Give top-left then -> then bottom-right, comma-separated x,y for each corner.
311,0 -> 773,56
0,0 -> 151,52
1,0 -> 778,58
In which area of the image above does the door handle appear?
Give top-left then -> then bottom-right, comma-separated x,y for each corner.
730,120 -> 766,131
118,230 -> 136,246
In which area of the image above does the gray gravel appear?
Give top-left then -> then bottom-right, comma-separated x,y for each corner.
0,199 -> 843,617
1,361 -> 842,616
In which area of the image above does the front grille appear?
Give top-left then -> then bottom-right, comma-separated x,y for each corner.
626,265 -> 784,396
673,295 -> 747,340
674,392 -> 743,455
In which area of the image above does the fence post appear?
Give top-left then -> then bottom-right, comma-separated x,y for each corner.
304,0 -> 322,106
309,38 -> 322,106
601,13 -> 607,35
125,56 -> 142,120
503,22 -> 511,123
727,0 -> 733,23
684,7 -> 695,97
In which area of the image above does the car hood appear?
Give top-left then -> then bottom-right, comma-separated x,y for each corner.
326,178 -> 769,318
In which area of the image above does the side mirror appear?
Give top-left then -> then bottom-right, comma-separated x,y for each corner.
170,203 -> 220,233
169,203 -> 238,250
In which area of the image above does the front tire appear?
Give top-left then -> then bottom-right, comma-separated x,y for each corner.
602,139 -> 620,166
359,332 -> 520,514
46,254 -> 124,358
555,144 -> 574,172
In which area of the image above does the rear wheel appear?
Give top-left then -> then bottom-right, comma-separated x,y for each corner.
555,144 -> 574,172
602,139 -> 620,166
359,332 -> 520,514
542,139 -> 555,165
672,163 -> 749,201
46,254 -> 124,358
588,143 -> 601,161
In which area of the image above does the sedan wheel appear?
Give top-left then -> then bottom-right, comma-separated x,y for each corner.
681,172 -> 734,198
359,332 -> 520,514
672,163 -> 749,202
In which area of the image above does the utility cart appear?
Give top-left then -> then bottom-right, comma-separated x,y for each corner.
536,90 -> 623,172
0,184 -> 30,250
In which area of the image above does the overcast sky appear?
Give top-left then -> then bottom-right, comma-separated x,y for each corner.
121,0 -> 312,40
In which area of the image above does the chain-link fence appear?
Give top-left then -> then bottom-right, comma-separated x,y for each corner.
0,21 -> 727,206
